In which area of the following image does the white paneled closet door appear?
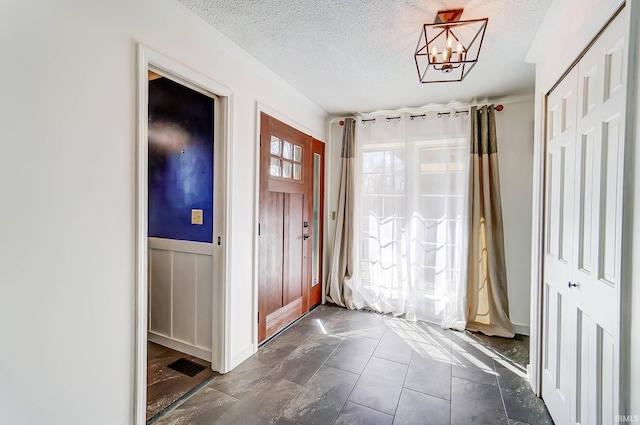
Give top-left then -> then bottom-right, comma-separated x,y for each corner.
543,65 -> 578,425
543,7 -> 627,425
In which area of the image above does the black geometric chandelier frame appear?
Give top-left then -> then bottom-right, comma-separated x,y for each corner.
415,9 -> 488,83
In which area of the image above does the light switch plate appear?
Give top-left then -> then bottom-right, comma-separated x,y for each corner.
191,209 -> 203,225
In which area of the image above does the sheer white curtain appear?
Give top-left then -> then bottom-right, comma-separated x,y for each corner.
351,111 -> 471,329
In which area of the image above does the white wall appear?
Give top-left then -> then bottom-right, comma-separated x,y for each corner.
0,0 -> 327,424
495,100 -> 535,332
326,99 -> 535,332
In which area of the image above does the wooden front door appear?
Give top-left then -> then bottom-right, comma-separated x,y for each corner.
258,113 -> 312,343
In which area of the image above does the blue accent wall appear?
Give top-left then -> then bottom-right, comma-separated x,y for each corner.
148,77 -> 214,243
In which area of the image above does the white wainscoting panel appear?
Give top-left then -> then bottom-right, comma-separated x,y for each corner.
149,249 -> 172,336
148,237 -> 213,361
196,255 -> 213,349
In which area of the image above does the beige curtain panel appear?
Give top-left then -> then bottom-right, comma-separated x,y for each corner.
466,105 -> 515,338
326,118 -> 357,309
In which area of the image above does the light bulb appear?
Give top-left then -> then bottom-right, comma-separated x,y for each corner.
445,37 -> 452,62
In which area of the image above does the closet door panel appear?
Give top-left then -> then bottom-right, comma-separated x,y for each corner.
573,8 -> 626,340
599,115 -> 623,284
542,66 -> 578,425
571,8 -> 627,424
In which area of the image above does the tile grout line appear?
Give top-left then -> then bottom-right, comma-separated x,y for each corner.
451,375 -> 502,389
332,323 -> 386,424
394,335 -> 417,418
446,330 -> 453,425
307,335 -> 354,425
493,358 -> 511,425
341,399 -> 395,419
389,372 -> 408,418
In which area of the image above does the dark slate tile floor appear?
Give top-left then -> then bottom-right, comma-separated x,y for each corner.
154,304 -> 554,425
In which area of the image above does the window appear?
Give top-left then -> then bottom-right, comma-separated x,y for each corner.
353,112 -> 470,324
270,136 -> 303,181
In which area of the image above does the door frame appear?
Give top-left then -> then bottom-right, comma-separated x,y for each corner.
134,44 -> 233,425
252,104 -> 325,347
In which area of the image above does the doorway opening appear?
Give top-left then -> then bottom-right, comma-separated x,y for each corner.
135,45 -> 231,425
145,70 -> 216,422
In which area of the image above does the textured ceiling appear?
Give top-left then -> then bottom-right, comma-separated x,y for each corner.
179,0 -> 552,116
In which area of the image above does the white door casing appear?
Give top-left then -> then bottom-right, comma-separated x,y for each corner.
542,7 -> 627,425
135,44 -> 232,425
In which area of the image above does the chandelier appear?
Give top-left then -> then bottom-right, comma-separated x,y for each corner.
414,9 -> 488,83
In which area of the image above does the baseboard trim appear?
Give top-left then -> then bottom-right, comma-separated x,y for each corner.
229,343 -> 256,371
148,332 -> 212,362
513,323 -> 530,336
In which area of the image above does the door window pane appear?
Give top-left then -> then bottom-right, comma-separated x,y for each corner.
269,138 -> 303,182
283,141 -> 293,159
294,145 -> 303,162
270,136 -> 282,155
293,164 -> 302,181
282,161 -> 292,178
270,157 -> 281,177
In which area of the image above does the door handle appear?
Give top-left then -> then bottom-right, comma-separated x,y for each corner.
303,234 -> 309,240
568,281 -> 578,288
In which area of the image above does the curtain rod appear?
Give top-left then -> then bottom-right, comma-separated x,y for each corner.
339,104 -> 504,126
